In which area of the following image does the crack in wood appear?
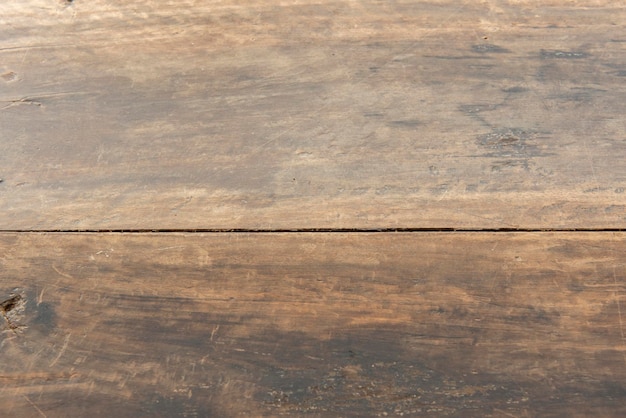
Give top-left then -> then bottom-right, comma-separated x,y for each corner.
0,228 -> 625,234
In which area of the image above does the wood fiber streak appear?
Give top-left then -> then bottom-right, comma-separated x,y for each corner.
0,0 -> 624,229
1,232 -> 626,416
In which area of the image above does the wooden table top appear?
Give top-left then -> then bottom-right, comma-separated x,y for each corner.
1,1 -> 625,416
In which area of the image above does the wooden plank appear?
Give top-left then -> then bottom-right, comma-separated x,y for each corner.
1,232 -> 626,416
1,1 -> 625,230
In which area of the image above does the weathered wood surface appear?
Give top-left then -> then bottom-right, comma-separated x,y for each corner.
1,232 -> 626,416
2,1 -> 626,416
1,0 -> 625,230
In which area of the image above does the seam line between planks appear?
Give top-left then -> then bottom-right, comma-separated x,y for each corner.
0,228 -> 625,234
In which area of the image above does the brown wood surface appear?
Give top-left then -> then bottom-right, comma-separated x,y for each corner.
2,1 -> 626,416
1,0 -> 625,229
1,232 -> 626,416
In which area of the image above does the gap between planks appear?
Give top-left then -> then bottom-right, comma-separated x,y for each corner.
0,228 -> 625,234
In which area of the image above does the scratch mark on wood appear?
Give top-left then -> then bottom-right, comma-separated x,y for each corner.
436,186 -> 449,202
210,324 -> 220,341
23,395 -> 47,418
613,267 -> 626,365
0,97 -> 42,110
250,123 -> 298,155
1,91 -> 92,109
154,245 -> 185,252
494,408 -> 520,418
38,287 -> 45,305
0,372 -> 75,383
49,333 -> 71,367
0,44 -> 75,52
52,264 -> 75,280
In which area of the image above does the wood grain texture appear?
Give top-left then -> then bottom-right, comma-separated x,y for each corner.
1,232 -> 626,416
1,0 -> 625,229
